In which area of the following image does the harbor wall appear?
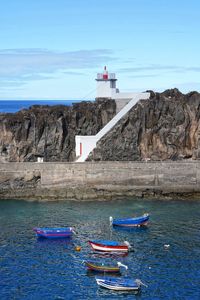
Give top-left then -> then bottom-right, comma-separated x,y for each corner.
0,161 -> 200,200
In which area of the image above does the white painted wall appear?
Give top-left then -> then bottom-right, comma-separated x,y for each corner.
37,157 -> 44,163
113,92 -> 136,99
96,82 -> 138,101
115,99 -> 131,113
96,81 -> 117,98
75,136 -> 97,158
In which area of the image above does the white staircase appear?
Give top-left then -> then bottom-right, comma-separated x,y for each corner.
76,92 -> 150,162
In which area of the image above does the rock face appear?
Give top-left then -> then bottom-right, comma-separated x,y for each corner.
89,89 -> 200,161
1,89 -> 200,162
0,99 -> 116,162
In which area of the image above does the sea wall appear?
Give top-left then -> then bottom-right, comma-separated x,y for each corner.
0,162 -> 200,200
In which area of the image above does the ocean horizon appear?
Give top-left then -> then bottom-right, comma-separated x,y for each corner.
0,100 -> 94,113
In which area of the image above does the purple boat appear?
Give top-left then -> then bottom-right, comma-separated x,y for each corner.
33,227 -> 74,238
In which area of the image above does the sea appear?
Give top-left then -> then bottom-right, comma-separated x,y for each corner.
0,100 -> 87,113
0,198 -> 199,300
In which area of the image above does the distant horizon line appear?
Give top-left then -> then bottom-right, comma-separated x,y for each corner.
0,99 -> 95,101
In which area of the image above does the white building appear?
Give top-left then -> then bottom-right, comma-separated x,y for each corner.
75,67 -> 150,162
96,66 -> 118,98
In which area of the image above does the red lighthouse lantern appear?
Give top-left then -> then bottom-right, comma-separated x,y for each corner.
103,66 -> 108,80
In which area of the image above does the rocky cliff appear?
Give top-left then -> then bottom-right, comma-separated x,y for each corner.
1,89 -> 200,162
0,99 -> 116,162
89,89 -> 200,161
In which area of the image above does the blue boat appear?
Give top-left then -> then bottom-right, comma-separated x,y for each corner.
96,276 -> 147,291
33,227 -> 74,238
110,213 -> 149,228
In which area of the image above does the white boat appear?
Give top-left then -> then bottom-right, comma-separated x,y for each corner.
96,276 -> 147,291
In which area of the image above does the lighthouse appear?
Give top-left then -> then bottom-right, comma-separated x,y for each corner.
96,66 -> 118,98
75,68 -> 150,161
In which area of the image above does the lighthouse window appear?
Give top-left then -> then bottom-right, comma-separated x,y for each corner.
110,81 -> 115,88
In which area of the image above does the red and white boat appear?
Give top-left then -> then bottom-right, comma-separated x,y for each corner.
88,240 -> 131,253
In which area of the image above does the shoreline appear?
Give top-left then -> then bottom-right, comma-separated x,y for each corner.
1,190 -> 200,202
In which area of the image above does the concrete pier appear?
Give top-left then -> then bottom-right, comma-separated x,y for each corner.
0,161 -> 200,201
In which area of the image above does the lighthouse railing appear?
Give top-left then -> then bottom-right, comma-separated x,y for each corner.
96,73 -> 116,80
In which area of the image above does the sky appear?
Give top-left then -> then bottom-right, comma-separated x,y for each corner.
0,0 -> 199,100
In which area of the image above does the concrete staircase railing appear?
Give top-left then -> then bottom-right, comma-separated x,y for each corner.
96,93 -> 149,140
76,92 -> 150,162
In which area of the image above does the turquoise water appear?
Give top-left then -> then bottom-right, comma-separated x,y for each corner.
0,198 -> 200,299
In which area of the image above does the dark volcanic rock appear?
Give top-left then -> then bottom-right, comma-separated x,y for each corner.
0,99 -> 116,162
88,89 -> 200,161
1,89 -> 200,162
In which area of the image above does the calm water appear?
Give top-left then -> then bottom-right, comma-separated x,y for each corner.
0,100 -> 86,113
0,198 -> 199,300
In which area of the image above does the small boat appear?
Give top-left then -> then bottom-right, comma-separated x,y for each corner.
33,227 -> 74,238
88,240 -> 131,253
96,276 -> 147,291
110,213 -> 149,228
90,250 -> 128,258
84,261 -> 127,273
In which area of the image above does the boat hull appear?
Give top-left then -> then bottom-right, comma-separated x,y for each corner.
85,261 -> 120,273
88,241 -> 129,253
112,214 -> 149,227
33,227 -> 73,238
96,277 -> 140,291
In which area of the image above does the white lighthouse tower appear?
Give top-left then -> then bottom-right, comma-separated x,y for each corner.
75,68 -> 150,162
96,66 -> 118,98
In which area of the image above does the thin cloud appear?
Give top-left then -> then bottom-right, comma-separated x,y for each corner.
174,82 -> 200,92
119,64 -> 200,73
61,71 -> 86,76
0,48 -> 115,87
128,74 -> 159,78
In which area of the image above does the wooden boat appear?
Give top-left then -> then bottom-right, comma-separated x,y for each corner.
84,261 -> 121,273
84,261 -> 127,273
96,276 -> 147,291
88,240 -> 131,253
33,227 -> 74,238
110,213 -> 149,228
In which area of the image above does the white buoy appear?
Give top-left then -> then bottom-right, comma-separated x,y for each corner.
109,216 -> 113,225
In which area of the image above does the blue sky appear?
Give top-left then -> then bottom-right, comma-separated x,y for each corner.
0,0 -> 199,100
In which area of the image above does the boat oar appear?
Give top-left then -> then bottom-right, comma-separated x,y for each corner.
135,279 -> 148,288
